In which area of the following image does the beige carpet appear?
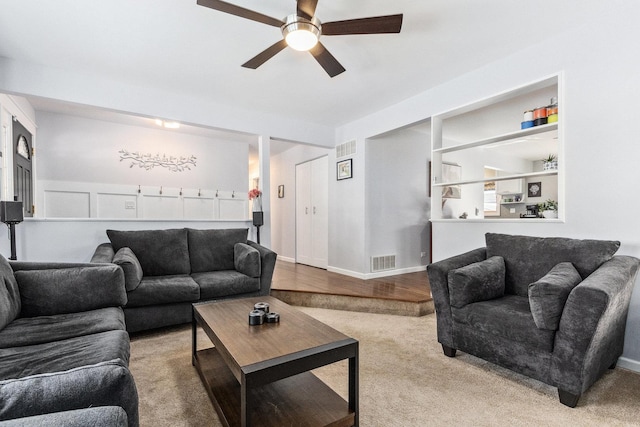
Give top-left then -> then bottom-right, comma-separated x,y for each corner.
130,307 -> 640,426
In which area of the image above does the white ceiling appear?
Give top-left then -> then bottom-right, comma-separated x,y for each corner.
0,0 -> 594,133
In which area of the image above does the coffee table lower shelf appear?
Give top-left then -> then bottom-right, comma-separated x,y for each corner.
194,347 -> 355,427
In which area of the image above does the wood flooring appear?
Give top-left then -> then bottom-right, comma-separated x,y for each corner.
270,261 -> 433,316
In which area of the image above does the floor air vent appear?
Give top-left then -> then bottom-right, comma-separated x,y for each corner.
371,255 -> 396,273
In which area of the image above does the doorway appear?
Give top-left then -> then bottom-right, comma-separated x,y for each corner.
12,119 -> 33,217
295,156 -> 328,269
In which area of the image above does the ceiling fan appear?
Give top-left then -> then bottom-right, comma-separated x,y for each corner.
197,0 -> 403,77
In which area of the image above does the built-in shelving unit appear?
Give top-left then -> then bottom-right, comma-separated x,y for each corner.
431,74 -> 563,221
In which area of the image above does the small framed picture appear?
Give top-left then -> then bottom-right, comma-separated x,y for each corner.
278,185 -> 285,198
337,159 -> 353,181
528,182 -> 542,198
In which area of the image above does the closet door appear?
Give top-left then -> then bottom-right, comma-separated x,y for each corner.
295,156 -> 328,269
295,161 -> 313,266
310,156 -> 328,268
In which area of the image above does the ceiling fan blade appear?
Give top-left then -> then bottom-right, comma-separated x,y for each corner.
197,0 -> 284,28
242,39 -> 288,69
297,0 -> 319,20
322,14 -> 403,35
309,42 -> 345,78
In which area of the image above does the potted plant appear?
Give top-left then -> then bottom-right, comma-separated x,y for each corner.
537,199 -> 558,218
542,154 -> 558,171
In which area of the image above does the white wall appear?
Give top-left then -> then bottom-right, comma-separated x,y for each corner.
335,3 -> 640,370
270,144 -> 332,262
36,112 -> 248,190
366,127 -> 430,272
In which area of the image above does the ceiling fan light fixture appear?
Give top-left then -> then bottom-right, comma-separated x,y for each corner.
282,14 -> 321,51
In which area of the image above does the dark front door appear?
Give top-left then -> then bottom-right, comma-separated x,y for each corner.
12,119 -> 33,217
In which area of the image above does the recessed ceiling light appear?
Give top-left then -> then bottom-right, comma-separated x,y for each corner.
155,119 -> 180,129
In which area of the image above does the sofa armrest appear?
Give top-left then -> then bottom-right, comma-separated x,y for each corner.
550,255 -> 640,395
426,248 -> 487,348
247,241 -> 277,295
91,243 -> 116,263
13,264 -> 127,317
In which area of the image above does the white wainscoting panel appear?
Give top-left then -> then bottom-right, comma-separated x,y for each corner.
219,198 -> 247,220
183,197 -> 215,220
44,190 -> 90,218
97,193 -> 138,219
142,195 -> 182,219
38,181 -> 250,221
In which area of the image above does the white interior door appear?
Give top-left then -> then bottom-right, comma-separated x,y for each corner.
310,156 -> 328,268
296,161 -> 313,266
296,156 -> 328,269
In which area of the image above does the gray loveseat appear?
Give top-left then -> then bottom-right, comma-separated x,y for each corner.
91,227 -> 277,332
0,255 -> 138,426
427,233 -> 640,407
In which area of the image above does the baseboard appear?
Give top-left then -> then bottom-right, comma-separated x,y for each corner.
617,357 -> 640,373
277,256 -> 296,263
362,265 -> 427,280
326,265 -> 426,280
327,266 -> 367,280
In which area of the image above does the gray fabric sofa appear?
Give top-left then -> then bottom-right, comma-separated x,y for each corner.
91,227 -> 277,332
427,233 -> 640,407
0,256 -> 138,426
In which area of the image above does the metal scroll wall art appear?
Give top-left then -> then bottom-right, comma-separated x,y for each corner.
119,149 -> 197,172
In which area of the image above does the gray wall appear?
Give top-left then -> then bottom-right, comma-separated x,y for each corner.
366,127 -> 430,271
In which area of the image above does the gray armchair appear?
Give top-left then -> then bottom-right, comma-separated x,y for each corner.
427,233 -> 640,407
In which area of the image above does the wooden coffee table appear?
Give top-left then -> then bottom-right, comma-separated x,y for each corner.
192,296 -> 358,427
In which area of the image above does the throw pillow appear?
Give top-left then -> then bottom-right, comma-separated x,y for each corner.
447,256 -> 506,308
113,247 -> 143,291
0,255 -> 21,330
234,243 -> 261,278
528,262 -> 582,330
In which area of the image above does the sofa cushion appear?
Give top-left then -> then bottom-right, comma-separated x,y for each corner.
0,307 -> 125,349
0,256 -> 21,331
191,271 -> 261,300
113,248 -> 143,291
15,266 -> 126,318
448,256 -> 505,308
0,330 -> 130,380
125,275 -> 200,307
452,294 -> 556,352
528,262 -> 582,331
107,228 -> 190,276
0,360 -> 138,426
187,228 -> 248,273
234,243 -> 261,278
485,233 -> 620,296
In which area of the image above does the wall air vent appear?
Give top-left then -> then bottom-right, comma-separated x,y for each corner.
371,255 -> 396,273
336,140 -> 356,158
